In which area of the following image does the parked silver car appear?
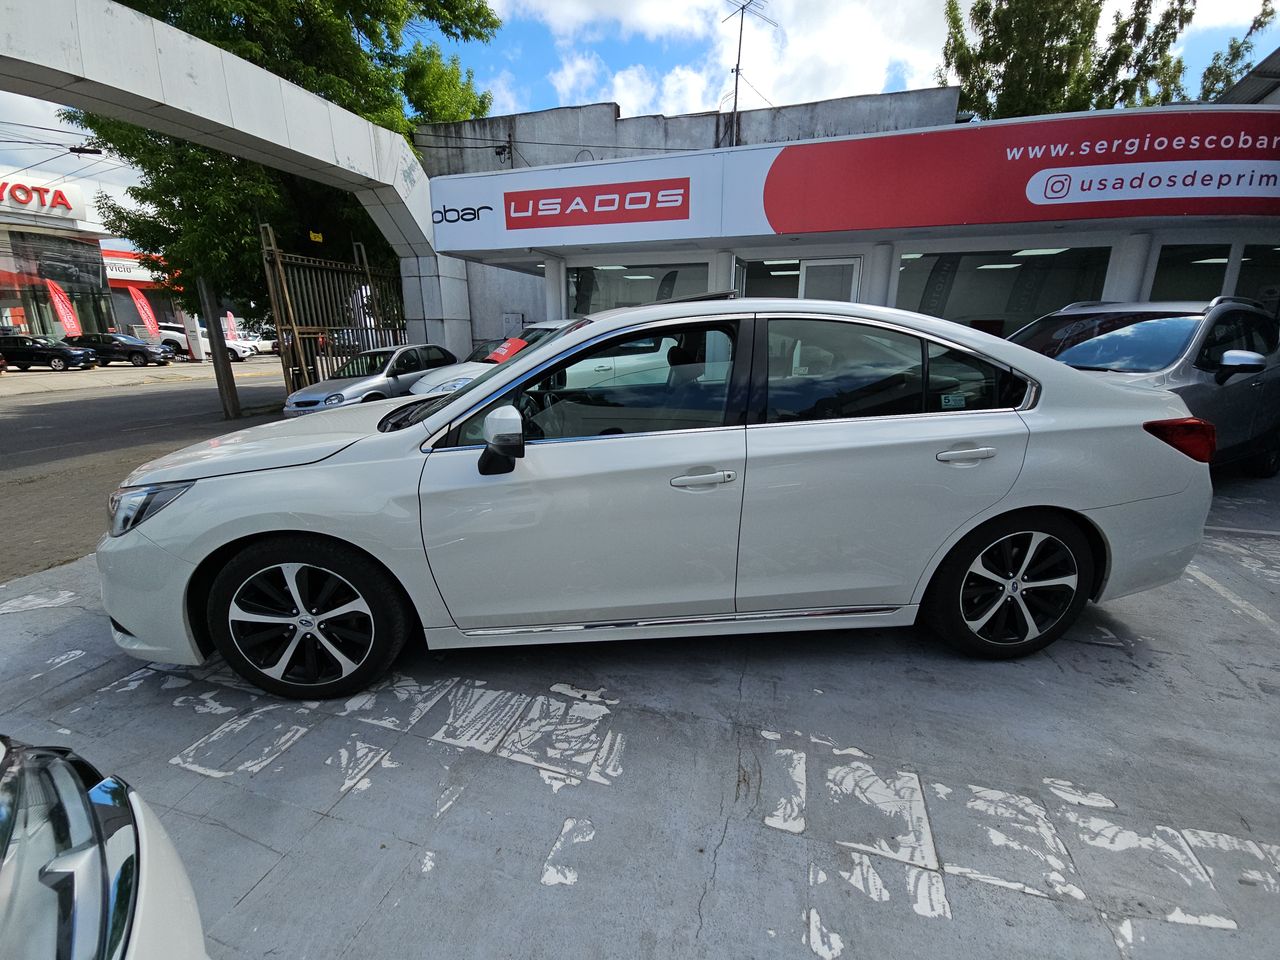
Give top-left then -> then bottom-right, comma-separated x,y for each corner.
282,343 -> 456,416
1010,296 -> 1280,475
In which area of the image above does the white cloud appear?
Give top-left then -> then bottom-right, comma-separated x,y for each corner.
549,50 -> 606,104
483,69 -> 527,115
1185,0 -> 1273,32
526,1 -> 951,118
609,64 -> 658,116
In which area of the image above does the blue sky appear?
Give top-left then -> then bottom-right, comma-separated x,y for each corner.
436,0 -> 1280,118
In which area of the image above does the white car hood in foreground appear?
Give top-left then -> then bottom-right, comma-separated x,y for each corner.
124,402 -> 394,485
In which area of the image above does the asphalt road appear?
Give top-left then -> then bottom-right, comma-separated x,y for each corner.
0,379 -> 285,582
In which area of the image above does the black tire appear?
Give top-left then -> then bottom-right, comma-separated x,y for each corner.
162,340 -> 184,358
206,535 -> 411,698
49,357 -> 67,372
16,363 -> 29,371
128,351 -> 147,367
922,512 -> 1094,659
100,359 -> 111,366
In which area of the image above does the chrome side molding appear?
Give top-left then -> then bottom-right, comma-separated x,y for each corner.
462,605 -> 901,638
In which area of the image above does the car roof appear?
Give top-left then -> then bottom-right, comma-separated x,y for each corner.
1045,298 -> 1268,317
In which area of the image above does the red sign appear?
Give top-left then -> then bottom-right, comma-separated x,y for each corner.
224,311 -> 239,342
486,337 -> 528,363
762,110 -> 1280,233
128,286 -> 160,338
504,177 -> 689,230
44,279 -> 81,337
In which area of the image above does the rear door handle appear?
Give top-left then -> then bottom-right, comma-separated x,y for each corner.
671,470 -> 737,487
936,446 -> 997,463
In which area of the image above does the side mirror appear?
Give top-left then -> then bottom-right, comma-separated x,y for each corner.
1215,349 -> 1266,385
478,405 -> 524,475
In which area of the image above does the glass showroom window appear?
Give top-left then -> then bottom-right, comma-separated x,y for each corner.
1235,245 -> 1280,317
895,246 -> 1110,337
567,263 -> 710,316
0,229 -> 117,337
1149,244 -> 1231,301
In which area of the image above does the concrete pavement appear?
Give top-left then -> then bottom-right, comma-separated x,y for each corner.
0,354 -> 283,399
0,471 -> 1277,959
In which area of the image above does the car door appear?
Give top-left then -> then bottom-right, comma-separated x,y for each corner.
1244,310 -> 1280,443
1180,311 -> 1258,456
418,318 -> 750,630
420,346 -> 454,371
736,315 -> 1031,611
387,347 -> 427,393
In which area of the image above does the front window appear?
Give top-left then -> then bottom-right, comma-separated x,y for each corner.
1010,311 -> 1201,373
895,246 -> 1110,337
567,263 -> 710,317
457,322 -> 738,444
331,351 -> 393,379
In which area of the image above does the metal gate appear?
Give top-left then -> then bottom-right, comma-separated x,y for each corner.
260,224 -> 406,393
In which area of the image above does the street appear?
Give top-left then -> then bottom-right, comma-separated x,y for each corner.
0,453 -> 1276,959
0,377 -> 284,582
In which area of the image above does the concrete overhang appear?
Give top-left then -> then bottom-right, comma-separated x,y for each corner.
0,0 -> 435,256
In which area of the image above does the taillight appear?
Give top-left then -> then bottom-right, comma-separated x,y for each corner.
1143,417 -> 1216,463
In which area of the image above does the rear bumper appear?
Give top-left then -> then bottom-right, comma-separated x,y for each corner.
97,531 -> 205,666
1085,475 -> 1212,603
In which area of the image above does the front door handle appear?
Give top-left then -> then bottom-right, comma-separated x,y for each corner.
594,364 -> 611,372
671,470 -> 737,487
936,446 -> 997,463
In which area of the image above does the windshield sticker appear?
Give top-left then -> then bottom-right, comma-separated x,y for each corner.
941,394 -> 966,409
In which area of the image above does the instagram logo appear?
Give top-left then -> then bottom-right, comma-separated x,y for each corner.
1043,173 -> 1073,200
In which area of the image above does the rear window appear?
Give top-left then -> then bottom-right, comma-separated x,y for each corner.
1010,312 -> 1201,373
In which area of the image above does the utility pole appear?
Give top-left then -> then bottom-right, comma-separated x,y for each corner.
197,276 -> 242,420
722,1 -> 778,148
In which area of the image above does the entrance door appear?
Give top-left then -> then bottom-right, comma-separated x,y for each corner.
800,258 -> 861,301
419,320 -> 750,630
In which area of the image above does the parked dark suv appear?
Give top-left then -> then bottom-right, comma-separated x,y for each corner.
64,332 -> 171,366
0,334 -> 97,371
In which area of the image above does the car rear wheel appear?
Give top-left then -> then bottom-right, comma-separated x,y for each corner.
1246,434 -> 1280,478
16,363 -> 29,371
129,351 -> 148,367
50,357 -> 67,372
206,536 -> 411,698
923,513 -> 1093,659
100,359 -> 111,366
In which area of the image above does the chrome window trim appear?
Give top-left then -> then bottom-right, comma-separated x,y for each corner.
761,310 -> 1042,416
426,313 -> 748,450
462,604 -> 901,637
433,423 -> 746,454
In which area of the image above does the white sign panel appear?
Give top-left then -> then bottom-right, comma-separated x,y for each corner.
0,171 -> 86,221
103,255 -> 161,283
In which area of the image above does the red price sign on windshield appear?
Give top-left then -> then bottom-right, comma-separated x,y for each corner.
486,337 -> 528,363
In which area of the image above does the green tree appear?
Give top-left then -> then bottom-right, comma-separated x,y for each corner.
939,0 -> 1196,119
62,1 -> 499,320
1199,0 -> 1277,101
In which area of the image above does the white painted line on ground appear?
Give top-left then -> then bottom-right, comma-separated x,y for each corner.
1186,566 -> 1278,629
0,591 -> 77,614
540,817 -> 595,886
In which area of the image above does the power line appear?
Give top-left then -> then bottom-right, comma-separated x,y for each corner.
738,71 -> 775,108
0,118 -> 89,138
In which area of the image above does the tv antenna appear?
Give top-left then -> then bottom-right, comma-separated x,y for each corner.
723,0 -> 779,147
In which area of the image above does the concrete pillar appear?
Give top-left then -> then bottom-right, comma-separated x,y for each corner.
543,257 -> 567,321
1101,233 -> 1154,302
710,251 -> 735,293
401,254 -> 472,356
861,243 -> 895,306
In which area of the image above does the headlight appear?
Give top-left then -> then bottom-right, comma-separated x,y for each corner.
324,393 -> 345,405
108,482 -> 193,537
429,377 -> 474,394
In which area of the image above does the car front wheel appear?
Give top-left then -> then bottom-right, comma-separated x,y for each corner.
923,513 -> 1093,659
50,357 -> 67,371
129,351 -> 148,367
206,536 -> 412,698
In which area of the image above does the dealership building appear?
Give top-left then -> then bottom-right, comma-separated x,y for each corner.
0,170 -> 179,340
415,88 -> 1280,351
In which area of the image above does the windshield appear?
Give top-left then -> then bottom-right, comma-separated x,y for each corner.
391,319 -> 590,430
1010,312 -> 1201,373
113,334 -> 147,345
32,337 -> 58,347
331,351 -> 393,380
479,325 -> 565,364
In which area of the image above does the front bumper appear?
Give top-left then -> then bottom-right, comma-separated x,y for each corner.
97,530 -> 205,666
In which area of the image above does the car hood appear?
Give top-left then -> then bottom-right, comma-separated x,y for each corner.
286,376 -> 376,403
124,403 -> 390,484
409,361 -> 490,395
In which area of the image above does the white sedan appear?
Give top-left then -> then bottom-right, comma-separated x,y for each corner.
97,299 -> 1213,698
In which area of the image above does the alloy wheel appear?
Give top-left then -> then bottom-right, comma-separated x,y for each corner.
227,562 -> 375,685
959,531 -> 1078,645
